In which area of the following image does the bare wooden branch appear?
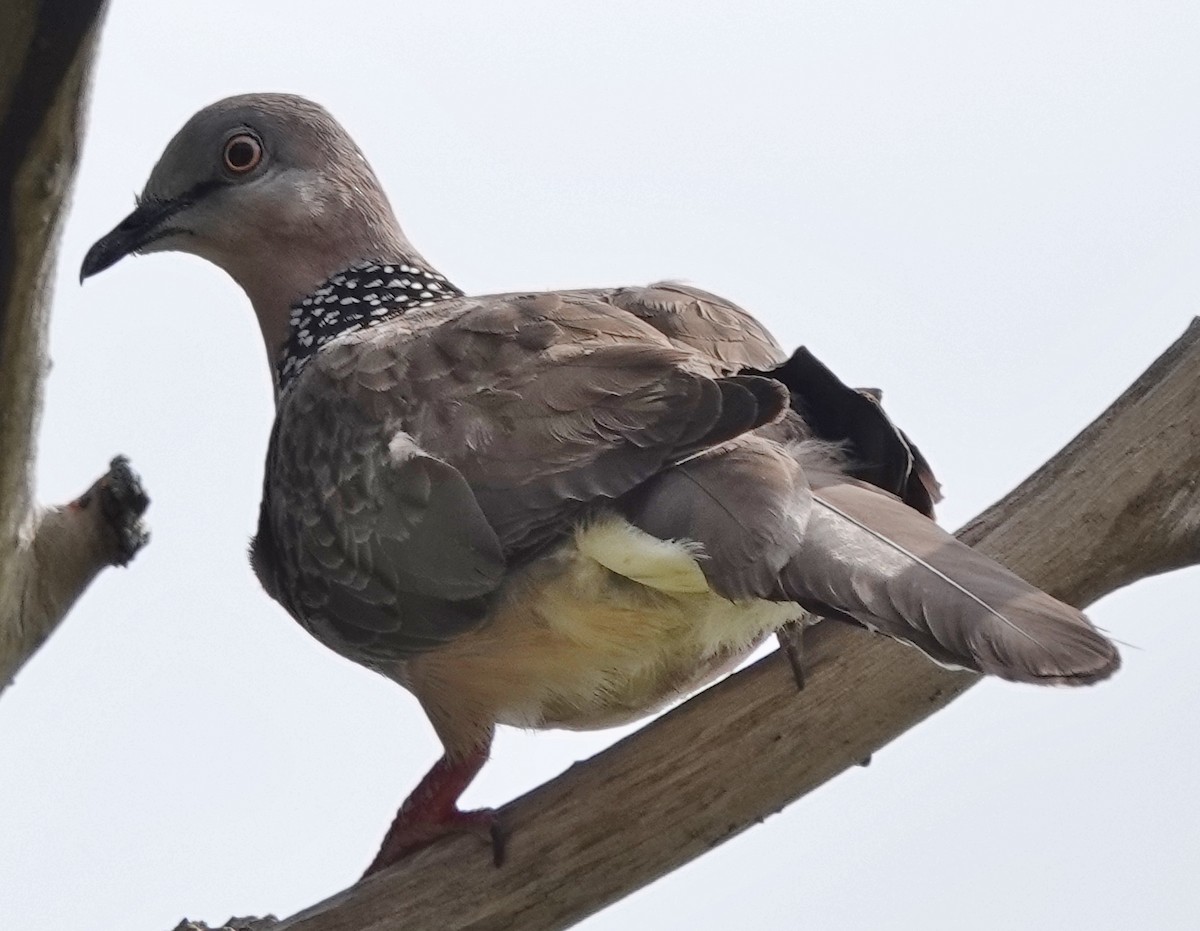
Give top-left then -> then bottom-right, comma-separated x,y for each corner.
0,457 -> 149,696
226,318 -> 1196,931
956,317 -> 1200,595
0,0 -> 150,697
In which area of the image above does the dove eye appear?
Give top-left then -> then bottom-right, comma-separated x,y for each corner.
223,133 -> 263,175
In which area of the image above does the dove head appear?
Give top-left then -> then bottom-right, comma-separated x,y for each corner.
82,93 -> 421,362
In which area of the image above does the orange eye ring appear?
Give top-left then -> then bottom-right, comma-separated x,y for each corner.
223,133 -> 263,174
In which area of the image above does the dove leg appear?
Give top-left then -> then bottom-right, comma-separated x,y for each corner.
363,739 -> 501,877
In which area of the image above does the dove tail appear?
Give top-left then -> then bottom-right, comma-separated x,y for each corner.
781,472 -> 1119,685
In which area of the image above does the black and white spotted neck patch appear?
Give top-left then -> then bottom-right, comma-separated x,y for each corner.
277,260 -> 463,390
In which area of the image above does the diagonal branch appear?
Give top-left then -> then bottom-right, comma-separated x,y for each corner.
190,319 -> 1200,931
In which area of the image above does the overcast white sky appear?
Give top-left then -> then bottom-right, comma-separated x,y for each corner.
3,2 -> 1199,929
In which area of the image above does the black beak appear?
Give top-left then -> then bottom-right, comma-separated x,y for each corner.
80,197 -> 188,282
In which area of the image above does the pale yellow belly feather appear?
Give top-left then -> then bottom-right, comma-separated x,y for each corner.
406,517 -> 800,748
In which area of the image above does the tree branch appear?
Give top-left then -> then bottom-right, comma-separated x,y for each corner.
0,456 -> 150,696
188,318 -> 1194,931
0,0 -> 151,698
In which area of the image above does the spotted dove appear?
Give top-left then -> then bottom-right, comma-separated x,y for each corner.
81,94 -> 1119,876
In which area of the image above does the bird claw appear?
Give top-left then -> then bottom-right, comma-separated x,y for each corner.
777,620 -> 807,691
450,807 -> 505,866
363,806 -> 502,877
488,815 -> 508,867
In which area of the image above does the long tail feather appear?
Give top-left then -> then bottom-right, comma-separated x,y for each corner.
782,470 -> 1119,685
811,495 -> 1045,650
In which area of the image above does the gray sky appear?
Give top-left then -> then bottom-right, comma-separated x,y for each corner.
3,2 -> 1199,929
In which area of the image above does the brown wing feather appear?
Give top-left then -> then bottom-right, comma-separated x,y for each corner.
380,292 -> 782,555
607,282 -> 787,373
259,379 -> 506,662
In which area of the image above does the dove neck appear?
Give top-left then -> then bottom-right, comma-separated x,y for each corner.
272,260 -> 464,396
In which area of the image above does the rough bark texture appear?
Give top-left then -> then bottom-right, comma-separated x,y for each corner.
0,0 -> 150,698
166,319 -> 1199,930
170,918 -> 279,931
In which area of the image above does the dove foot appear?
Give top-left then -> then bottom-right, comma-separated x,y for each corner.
363,745 -> 498,877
